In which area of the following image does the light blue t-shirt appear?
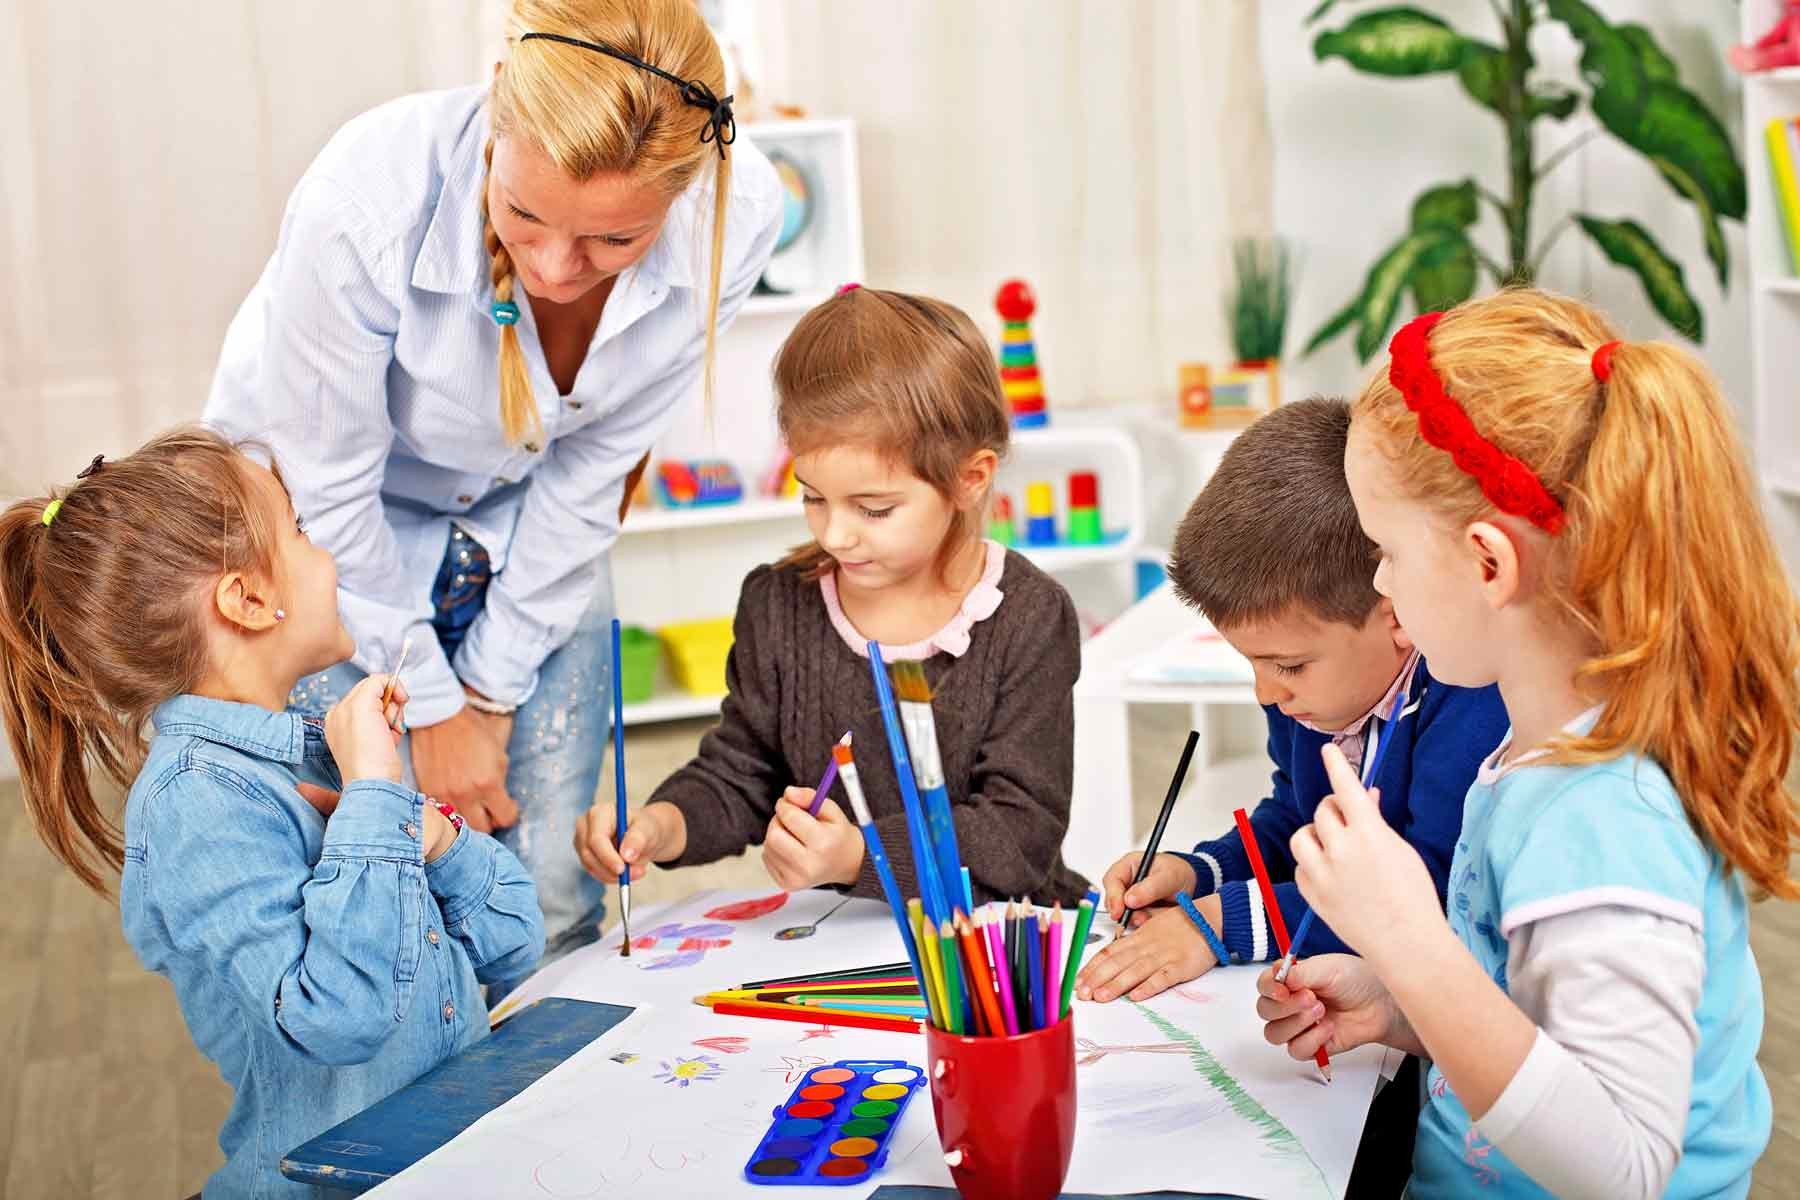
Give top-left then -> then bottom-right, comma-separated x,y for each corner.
1412,748 -> 1770,1198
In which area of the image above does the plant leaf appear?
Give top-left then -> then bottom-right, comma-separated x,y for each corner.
1652,157 -> 1728,288
1411,180 -> 1479,232
1306,0 -> 1342,25
1355,230 -> 1456,361
1618,23 -> 1680,84
1546,0 -> 1648,131
1314,8 -> 1470,76
1530,86 -> 1581,121
1576,215 -> 1703,340
1410,233 -> 1479,313
1457,42 -> 1579,122
1303,293 -> 1363,357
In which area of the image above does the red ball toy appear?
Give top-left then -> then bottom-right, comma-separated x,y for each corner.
995,279 -> 1036,322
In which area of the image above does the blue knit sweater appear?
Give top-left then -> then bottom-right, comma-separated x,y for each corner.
1171,660 -> 1509,962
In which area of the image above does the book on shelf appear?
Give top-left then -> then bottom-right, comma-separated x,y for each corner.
1767,117 -> 1800,275
1124,625 -> 1255,687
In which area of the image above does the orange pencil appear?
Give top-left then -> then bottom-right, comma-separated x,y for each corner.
956,912 -> 1006,1037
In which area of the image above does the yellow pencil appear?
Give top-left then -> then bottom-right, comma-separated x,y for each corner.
911,898 -> 948,1028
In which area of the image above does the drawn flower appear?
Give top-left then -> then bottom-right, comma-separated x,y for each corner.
654,1055 -> 723,1087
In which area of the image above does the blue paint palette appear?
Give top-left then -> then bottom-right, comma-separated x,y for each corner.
743,1059 -> 925,1186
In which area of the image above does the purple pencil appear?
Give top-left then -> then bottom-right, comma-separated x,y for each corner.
984,909 -> 1020,1036
807,731 -> 853,817
1046,904 -> 1064,1024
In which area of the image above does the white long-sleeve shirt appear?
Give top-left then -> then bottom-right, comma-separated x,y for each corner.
207,86 -> 782,724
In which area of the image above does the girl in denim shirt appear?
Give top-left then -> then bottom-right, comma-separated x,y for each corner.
0,429 -> 544,1198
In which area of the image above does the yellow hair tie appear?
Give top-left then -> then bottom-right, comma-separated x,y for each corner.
41,499 -> 62,527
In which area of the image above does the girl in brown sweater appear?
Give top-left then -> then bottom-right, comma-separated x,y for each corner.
574,285 -> 1089,906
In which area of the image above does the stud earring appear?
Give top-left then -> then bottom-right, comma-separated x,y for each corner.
274,609 -> 286,621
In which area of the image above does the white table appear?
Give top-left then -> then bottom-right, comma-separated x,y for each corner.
1062,582 -> 1261,885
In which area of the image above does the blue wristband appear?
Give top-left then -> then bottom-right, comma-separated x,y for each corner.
1176,890 -> 1233,966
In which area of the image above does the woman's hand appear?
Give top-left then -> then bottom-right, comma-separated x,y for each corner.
411,697 -> 519,834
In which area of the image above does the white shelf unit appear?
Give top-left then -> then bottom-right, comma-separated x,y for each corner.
1742,2 -> 1800,574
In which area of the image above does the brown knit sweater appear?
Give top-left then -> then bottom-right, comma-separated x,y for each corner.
649,552 -> 1091,906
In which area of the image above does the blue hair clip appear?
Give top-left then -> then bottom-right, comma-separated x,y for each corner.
491,301 -> 520,326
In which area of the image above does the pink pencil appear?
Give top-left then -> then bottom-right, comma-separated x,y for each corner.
984,908 -> 1020,1036
1046,903 -> 1064,1023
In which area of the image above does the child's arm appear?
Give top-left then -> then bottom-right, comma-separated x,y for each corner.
423,823 -> 546,985
643,569 -> 789,867
142,772 -> 459,1067
856,582 -> 1081,903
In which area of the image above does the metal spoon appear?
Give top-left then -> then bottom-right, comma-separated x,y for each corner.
775,895 -> 853,941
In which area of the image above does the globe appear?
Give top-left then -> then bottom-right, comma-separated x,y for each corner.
768,150 -> 814,254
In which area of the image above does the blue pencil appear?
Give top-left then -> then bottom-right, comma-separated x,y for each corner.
1024,906 -> 1045,1031
610,619 -> 632,956
866,642 -> 952,924
835,740 -> 931,1016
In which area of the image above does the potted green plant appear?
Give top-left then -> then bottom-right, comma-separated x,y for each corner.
1303,0 -> 1746,360
1224,236 -> 1294,418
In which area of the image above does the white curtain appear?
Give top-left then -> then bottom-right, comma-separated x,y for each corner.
0,1 -> 1272,496
0,0 -> 501,496
750,0 -> 1272,407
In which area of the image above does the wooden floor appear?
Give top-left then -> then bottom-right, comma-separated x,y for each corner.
3,713 -> 1797,1198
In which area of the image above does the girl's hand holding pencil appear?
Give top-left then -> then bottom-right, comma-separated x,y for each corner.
1292,744 -> 1441,955
1075,893 -> 1222,1003
1099,851 -> 1198,928
1254,953 -> 1423,1062
324,674 -> 409,785
574,801 -> 686,885
764,788 -> 865,889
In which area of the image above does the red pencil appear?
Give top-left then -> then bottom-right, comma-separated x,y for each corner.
706,998 -> 924,1034
1233,807 -> 1332,1083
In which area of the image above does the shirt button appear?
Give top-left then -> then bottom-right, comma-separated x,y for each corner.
459,550 -> 471,563
442,1003 -> 455,1022
524,442 -> 541,454
452,529 -> 465,541
427,929 -> 440,946
405,822 -> 419,839
454,573 -> 466,586
456,494 -> 474,505
496,476 -> 514,487
568,400 -> 583,411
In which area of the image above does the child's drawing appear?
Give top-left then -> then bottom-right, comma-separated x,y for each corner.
1085,1079 -> 1229,1135
648,1138 -> 709,1171
798,1024 -> 837,1041
704,892 -> 788,921
1076,1036 -> 1188,1067
1173,986 -> 1218,1005
654,1055 -> 724,1088
766,1054 -> 828,1083
532,1129 -> 639,1194
1129,1001 -> 1330,1195
629,921 -> 734,971
692,1035 -> 751,1055
609,1051 -> 641,1065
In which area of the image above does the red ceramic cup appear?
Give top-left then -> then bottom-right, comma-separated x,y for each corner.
925,1015 -> 1077,1200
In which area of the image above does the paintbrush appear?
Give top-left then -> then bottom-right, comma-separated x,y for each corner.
380,635 -> 412,732
807,730 -> 853,816
866,642 -> 952,924
890,660 -> 968,917
837,737 -> 930,1016
610,619 -> 631,956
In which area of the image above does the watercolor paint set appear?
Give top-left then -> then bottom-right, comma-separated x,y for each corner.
743,1058 -> 925,1185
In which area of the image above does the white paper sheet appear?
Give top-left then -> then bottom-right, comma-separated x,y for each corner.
371,889 -> 1380,1200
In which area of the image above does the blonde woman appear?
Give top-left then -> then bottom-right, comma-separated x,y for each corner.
208,0 -> 782,987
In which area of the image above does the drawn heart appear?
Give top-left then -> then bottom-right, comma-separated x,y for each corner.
693,1036 -> 751,1054
704,893 -> 789,921
675,936 -> 732,952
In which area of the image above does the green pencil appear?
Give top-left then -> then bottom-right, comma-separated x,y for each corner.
939,919 -> 967,1035
1058,891 -> 1098,1020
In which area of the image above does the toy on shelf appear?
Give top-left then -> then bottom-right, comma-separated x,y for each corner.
1025,481 -> 1057,546
763,451 -> 800,498
1733,3 -> 1800,73
662,616 -> 735,696
987,494 -> 1016,546
995,280 -> 1049,429
656,460 -> 744,508
1067,472 -> 1102,545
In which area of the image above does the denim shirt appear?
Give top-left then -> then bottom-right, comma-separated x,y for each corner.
121,695 -> 545,1198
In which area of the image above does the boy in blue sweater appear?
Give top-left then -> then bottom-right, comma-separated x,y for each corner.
1077,397 -> 1508,1004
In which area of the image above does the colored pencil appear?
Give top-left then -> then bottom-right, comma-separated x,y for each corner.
939,919 -> 968,1035
957,913 -> 1006,1038
913,899 -> 948,1029
1025,909 -> 1045,1031
1274,910 -> 1316,985
704,998 -> 923,1034
891,661 -> 967,919
807,730 -> 853,816
1358,680 -> 1407,792
610,619 -> 632,956
1122,729 -> 1199,933
867,642 -> 952,924
738,962 -> 912,990
837,741 -> 928,1005
961,866 -> 974,914
705,981 -> 922,1003
985,910 -> 1020,1036
794,998 -> 931,1019
1059,891 -> 1098,1020
1235,807 -> 1331,1083
1045,904 -> 1063,1025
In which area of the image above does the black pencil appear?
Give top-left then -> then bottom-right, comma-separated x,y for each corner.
738,961 -> 912,990
1121,729 -> 1200,935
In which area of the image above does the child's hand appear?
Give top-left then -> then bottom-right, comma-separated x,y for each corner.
573,803 -> 686,884
1255,953 -> 1414,1061
1075,895 -> 1221,1003
1101,851 -> 1198,926
1290,744 -> 1441,959
763,787 -> 865,890
324,675 -> 407,784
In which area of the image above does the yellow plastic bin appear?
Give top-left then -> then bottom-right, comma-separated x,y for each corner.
660,616 -> 735,695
